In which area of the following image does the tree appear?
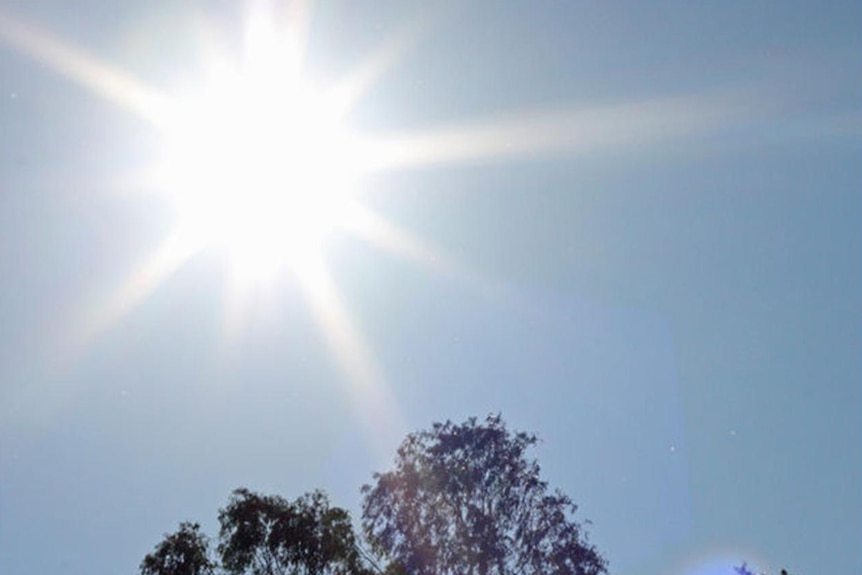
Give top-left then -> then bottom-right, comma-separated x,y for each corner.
361,414 -> 607,575
140,489 -> 371,575
218,488 -> 368,575
140,522 -> 216,575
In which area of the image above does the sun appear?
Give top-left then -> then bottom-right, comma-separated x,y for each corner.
0,1 -> 517,452
153,17 -> 364,285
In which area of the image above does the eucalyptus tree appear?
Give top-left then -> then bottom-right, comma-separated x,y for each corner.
141,490 -> 370,575
140,522 -> 216,575
218,488 -> 368,575
361,414 -> 607,575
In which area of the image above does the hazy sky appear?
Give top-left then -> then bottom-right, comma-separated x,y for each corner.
0,2 -> 859,575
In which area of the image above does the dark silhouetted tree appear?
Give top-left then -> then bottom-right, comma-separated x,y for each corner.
140,522 -> 216,575
141,490 -> 371,575
361,414 -> 607,575
218,489 -> 368,575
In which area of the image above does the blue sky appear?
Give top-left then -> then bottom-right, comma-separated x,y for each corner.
0,2 -> 859,575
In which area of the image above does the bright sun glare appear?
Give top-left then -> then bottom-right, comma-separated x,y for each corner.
0,0 -> 656,452
154,15 -> 362,283
0,0 -> 748,460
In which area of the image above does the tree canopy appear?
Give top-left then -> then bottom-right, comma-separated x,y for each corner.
361,414 -> 607,575
140,522 -> 215,575
141,490 -> 370,575
140,415 -> 607,575
218,489 -> 367,575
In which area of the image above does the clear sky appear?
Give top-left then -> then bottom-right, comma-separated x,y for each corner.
0,2 -> 859,575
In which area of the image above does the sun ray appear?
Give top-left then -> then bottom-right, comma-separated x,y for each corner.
341,201 -> 457,275
361,93 -> 743,171
340,201 -> 543,321
75,232 -> 204,349
295,254 -> 406,457
324,15 -> 428,118
243,0 -> 311,77
0,8 -> 172,128
277,0 -> 315,70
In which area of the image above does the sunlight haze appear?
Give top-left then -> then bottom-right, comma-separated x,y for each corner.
0,2 -> 859,575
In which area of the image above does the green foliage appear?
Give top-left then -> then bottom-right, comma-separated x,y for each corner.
361,414 -> 607,575
140,522 -> 216,575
